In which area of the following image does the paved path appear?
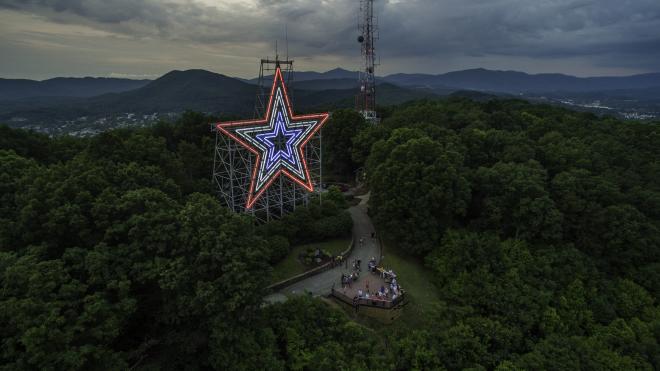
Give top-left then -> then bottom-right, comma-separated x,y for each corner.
264,193 -> 380,303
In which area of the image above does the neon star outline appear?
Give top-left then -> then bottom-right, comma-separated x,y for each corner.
214,66 -> 330,209
255,109 -> 303,170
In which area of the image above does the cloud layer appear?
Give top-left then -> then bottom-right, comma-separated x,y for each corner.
1,0 -> 659,79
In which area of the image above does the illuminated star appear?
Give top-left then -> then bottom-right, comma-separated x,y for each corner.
255,109 -> 304,171
215,66 -> 330,209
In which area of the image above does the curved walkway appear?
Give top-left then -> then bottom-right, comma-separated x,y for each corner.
264,193 -> 380,304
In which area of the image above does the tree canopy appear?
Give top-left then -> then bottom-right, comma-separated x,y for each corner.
2,98 -> 659,370
359,98 -> 660,370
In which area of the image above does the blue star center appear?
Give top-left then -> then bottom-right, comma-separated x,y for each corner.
255,109 -> 304,171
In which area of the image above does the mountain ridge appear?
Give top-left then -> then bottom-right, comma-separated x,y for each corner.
0,69 -> 434,130
5,67 -> 660,102
3,67 -> 660,134
0,76 -> 151,101
382,69 -> 660,93
248,67 -> 358,83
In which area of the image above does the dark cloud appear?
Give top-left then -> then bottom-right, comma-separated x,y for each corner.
377,0 -> 660,62
0,0 -> 659,78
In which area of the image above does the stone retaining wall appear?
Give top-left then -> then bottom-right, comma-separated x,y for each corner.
266,236 -> 355,292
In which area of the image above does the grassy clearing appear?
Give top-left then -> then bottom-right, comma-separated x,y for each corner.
376,242 -> 443,329
334,242 -> 443,330
270,238 -> 351,284
337,243 -> 440,333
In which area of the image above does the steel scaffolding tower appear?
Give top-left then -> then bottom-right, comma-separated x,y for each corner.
356,0 -> 379,124
212,57 -> 322,222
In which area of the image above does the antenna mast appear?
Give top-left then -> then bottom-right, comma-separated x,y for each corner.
356,0 -> 379,124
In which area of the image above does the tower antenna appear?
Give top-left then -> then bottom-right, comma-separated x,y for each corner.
356,0 -> 379,124
285,24 -> 289,62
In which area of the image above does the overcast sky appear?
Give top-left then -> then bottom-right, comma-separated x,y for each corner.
1,0 -> 659,80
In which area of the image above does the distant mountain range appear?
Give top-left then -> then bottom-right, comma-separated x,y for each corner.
253,67 -> 660,94
383,68 -> 660,94
246,67 -> 359,84
1,67 -> 659,134
84,69 -> 257,114
0,77 -> 150,101
0,69 -> 434,131
4,67 -> 660,101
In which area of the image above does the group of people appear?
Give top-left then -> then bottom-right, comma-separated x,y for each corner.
387,276 -> 403,300
367,258 -> 396,282
381,268 -> 396,280
349,260 -> 404,302
341,271 -> 359,288
338,232 -> 404,309
353,278 -> 404,302
367,257 -> 378,272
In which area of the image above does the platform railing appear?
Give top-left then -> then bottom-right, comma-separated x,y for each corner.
330,286 -> 404,309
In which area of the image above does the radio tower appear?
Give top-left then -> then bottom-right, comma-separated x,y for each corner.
356,0 -> 379,124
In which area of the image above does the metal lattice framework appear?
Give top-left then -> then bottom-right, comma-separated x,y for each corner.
212,58 -> 324,222
356,0 -> 379,124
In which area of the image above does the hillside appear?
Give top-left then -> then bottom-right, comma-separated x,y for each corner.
0,77 -> 150,100
0,70 -> 438,134
293,78 -> 358,91
383,68 -> 660,93
82,69 -> 257,115
1,100 -> 658,370
0,70 -> 259,130
250,67 -> 358,83
4,67 -> 660,135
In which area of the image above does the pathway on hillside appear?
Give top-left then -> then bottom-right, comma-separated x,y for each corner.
264,193 -> 380,303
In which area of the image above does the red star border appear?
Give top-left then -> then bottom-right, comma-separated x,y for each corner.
214,66 -> 330,209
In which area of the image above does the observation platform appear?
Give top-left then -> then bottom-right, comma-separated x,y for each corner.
330,266 -> 406,323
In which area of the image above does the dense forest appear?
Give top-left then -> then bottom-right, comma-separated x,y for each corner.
1,98 -> 659,370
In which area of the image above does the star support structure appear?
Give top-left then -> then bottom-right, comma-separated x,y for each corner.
215,66 -> 330,209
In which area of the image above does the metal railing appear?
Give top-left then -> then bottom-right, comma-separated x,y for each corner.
331,287 -> 404,309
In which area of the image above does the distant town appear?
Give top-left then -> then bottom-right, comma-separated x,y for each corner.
8,112 -> 179,136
